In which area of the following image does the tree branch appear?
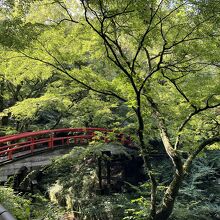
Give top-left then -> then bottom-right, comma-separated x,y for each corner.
18,51 -> 127,102
81,0 -> 139,95
166,15 -> 215,50
57,0 -> 79,24
175,99 -> 220,149
138,41 -> 167,93
183,136 -> 220,173
143,47 -> 152,71
162,71 -> 197,110
146,96 -> 183,174
131,0 -> 165,74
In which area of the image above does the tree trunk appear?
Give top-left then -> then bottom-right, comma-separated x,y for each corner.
147,96 -> 184,220
135,95 -> 158,219
154,171 -> 183,220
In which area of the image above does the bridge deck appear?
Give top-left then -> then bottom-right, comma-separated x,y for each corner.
0,128 -> 131,165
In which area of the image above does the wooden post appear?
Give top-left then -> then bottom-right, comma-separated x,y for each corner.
48,133 -> 54,149
8,149 -> 13,160
98,158 -> 102,191
30,138 -> 35,153
66,138 -> 70,145
106,159 -> 111,189
102,151 -> 111,193
74,137 -> 77,145
7,141 -> 13,160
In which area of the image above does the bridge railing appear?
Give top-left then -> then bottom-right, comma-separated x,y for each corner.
0,204 -> 16,220
0,128 -> 132,162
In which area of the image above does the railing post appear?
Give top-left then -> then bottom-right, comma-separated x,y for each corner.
48,133 -> 54,149
74,137 -> 77,145
8,149 -> 13,160
91,132 -> 95,138
30,138 -> 35,153
66,138 -> 70,145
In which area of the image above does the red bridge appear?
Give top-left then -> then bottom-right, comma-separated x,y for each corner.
0,128 -> 132,164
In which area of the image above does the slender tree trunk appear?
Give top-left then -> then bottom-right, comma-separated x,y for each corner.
135,95 -> 158,219
154,171 -> 183,220
147,96 -> 184,220
153,128 -> 184,220
154,137 -> 220,220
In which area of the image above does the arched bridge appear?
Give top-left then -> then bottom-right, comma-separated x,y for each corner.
0,128 -> 132,182
0,127 -> 132,164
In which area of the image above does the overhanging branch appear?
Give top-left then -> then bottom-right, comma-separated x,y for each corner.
18,51 -> 127,102
146,96 -> 183,175
183,136 -> 220,172
175,100 -> 220,149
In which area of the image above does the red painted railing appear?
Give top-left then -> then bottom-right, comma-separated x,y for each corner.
0,128 -> 132,162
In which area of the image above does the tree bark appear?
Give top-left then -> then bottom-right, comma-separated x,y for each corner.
135,95 -> 158,219
155,136 -> 220,220
154,127 -> 184,220
183,136 -> 220,172
154,171 -> 183,220
147,96 -> 184,220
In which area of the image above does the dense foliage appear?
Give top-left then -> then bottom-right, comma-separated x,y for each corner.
39,144 -> 135,220
0,186 -> 30,220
